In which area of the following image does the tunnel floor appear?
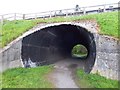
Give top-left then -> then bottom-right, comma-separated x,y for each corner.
53,58 -> 85,70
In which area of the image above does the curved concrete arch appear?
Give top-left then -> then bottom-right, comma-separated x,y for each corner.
21,24 -> 96,73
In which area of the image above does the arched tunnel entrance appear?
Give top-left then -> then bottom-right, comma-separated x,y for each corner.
22,24 -> 96,73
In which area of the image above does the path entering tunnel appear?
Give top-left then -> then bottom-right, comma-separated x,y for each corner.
22,24 -> 96,72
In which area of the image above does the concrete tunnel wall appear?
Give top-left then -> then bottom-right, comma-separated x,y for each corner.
22,24 -> 96,73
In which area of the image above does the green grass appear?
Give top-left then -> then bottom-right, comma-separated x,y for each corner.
0,73 -> 2,89
1,20 -> 39,47
76,69 -> 118,88
2,65 -> 54,88
1,11 -> 118,47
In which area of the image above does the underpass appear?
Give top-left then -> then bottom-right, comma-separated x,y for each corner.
1,21 -> 119,80
22,24 -> 96,73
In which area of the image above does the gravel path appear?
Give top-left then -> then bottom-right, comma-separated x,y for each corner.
48,59 -> 82,88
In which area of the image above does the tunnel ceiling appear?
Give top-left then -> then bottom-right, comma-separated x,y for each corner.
22,24 -> 96,72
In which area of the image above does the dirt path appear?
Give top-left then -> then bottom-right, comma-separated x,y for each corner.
48,59 -> 82,88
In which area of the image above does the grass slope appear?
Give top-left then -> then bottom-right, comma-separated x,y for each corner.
77,69 -> 118,88
2,65 -> 54,88
1,20 -> 38,47
1,11 -> 118,47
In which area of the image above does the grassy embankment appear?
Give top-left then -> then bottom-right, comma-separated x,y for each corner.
1,11 -> 119,88
1,11 -> 118,47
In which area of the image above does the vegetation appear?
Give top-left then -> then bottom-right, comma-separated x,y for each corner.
76,69 -> 118,88
1,20 -> 39,47
0,73 -> 2,89
72,44 -> 88,57
2,65 -> 54,88
1,11 -> 118,47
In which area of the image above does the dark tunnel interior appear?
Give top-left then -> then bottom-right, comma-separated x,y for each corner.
22,24 -> 96,72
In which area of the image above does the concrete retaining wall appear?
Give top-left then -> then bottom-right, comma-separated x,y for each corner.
0,39 -> 23,72
92,34 -> 120,80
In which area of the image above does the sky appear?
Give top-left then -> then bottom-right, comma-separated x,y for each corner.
0,0 -> 119,15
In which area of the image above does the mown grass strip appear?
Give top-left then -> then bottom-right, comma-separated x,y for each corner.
77,69 -> 118,88
2,65 -> 54,88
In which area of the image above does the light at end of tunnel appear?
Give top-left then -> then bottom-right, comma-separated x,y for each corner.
71,44 -> 88,59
